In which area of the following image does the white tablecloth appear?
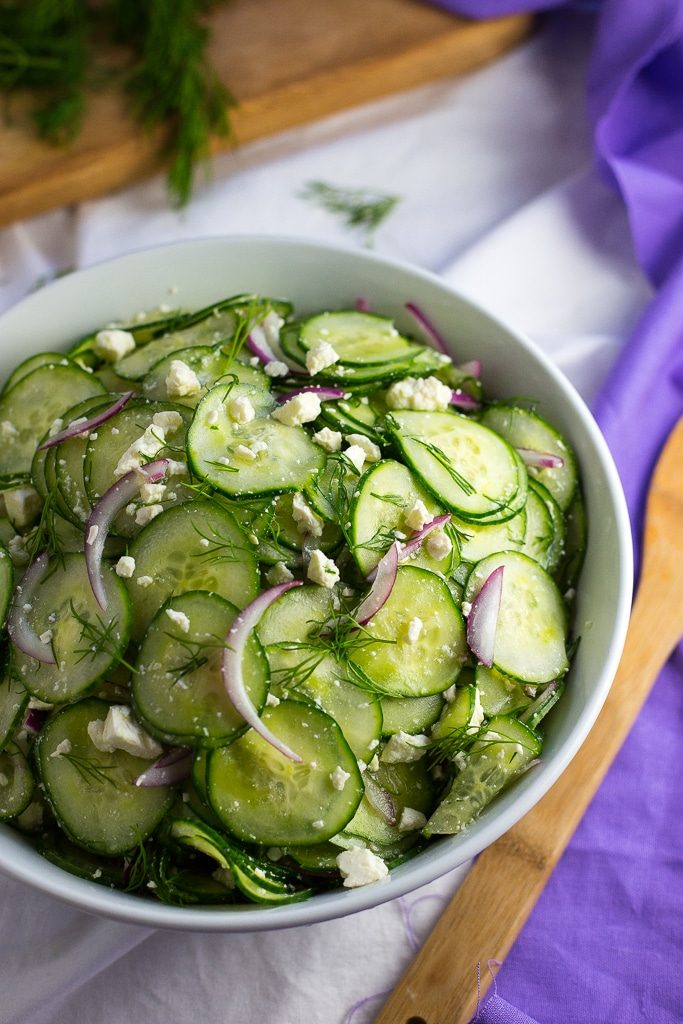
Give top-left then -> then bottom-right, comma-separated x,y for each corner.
0,10 -> 651,1024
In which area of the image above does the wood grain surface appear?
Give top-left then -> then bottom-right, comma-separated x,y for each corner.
0,0 -> 532,228
374,420 -> 683,1024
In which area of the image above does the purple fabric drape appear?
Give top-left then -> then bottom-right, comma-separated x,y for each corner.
423,1 -> 683,1021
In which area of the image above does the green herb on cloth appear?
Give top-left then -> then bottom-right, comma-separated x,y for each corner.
300,180 -> 401,244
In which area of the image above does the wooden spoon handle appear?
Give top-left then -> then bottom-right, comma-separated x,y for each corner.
373,580 -> 681,1024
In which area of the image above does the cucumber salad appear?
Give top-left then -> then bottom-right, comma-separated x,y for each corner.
0,293 -> 585,905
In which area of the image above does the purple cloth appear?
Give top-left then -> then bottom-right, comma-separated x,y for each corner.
423,1 -> 683,1021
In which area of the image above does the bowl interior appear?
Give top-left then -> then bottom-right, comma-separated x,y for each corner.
0,236 -> 632,931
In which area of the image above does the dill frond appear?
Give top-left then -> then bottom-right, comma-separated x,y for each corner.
301,181 -> 400,245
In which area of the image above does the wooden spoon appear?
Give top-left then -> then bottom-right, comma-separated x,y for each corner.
375,417 -> 683,1024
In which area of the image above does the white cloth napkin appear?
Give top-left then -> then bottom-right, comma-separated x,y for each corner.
0,10 -> 651,1024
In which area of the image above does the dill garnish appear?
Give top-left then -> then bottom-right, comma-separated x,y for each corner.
300,181 -> 401,245
403,436 -> 475,497
62,750 -> 118,788
70,600 -> 134,672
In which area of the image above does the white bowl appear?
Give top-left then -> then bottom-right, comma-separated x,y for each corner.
0,236 -> 632,931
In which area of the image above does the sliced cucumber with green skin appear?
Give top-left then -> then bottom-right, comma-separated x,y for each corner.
348,565 -> 466,697
141,345 -> 268,406
36,698 -> 174,855
0,742 -> 34,820
69,309 -> 182,366
519,679 -> 565,731
208,700 -> 364,845
0,667 -> 28,747
305,453 -> 361,524
430,684 -> 478,746
475,665 -> 531,716
3,352 -> 71,394
251,493 -> 342,555
188,383 -> 325,498
349,459 -> 456,577
344,759 -> 435,847
13,553 -> 132,704
0,363 -> 105,476
321,396 -> 382,442
113,308 -> 241,381
298,311 -> 422,366
424,716 -> 541,836
522,479 -> 565,573
52,395 -> 118,526
126,499 -> 259,642
464,551 -> 569,684
380,693 -> 443,736
0,540 -> 12,628
388,410 -> 527,523
481,404 -> 577,511
558,488 -> 587,593
133,591 -> 268,746
37,830 -> 127,885
454,505 -> 527,564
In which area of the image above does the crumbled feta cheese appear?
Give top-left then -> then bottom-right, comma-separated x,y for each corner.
4,486 -> 42,529
48,418 -> 64,438
86,524 -> 99,546
266,561 -> 294,586
0,421 -> 18,442
306,341 -> 340,376
39,629 -> 53,646
425,528 -> 452,561
234,443 -> 257,461
344,444 -> 366,473
93,328 -> 136,362
135,503 -> 163,526
272,392 -> 321,427
405,617 -> 424,645
398,807 -> 427,832
307,549 -> 340,589
329,765 -> 351,791
313,426 -> 343,453
139,481 -> 166,503
165,359 -> 201,399
265,692 -> 281,708
346,433 -> 381,463
152,410 -> 183,434
468,688 -> 485,733
114,425 -> 166,477
115,555 -> 136,578
443,683 -> 458,703
367,753 -> 380,773
405,499 -> 431,531
461,601 -> 472,618
87,705 -> 162,759
261,311 -> 285,345
381,731 -> 430,764
8,533 -> 29,566
28,698 -> 52,710
50,739 -> 72,759
291,493 -> 323,537
137,575 -> 154,588
336,847 -> 388,888
212,867 -> 235,890
312,819 -> 325,830
165,608 -> 190,633
229,395 -> 255,424
206,409 -> 220,427
385,375 -> 453,411
264,360 -> 289,378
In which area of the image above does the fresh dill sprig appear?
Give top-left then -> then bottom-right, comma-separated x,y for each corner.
70,600 -> 134,672
190,521 -> 246,566
62,750 -> 118,788
403,436 -> 475,497
164,633 -> 225,685
26,488 -> 65,566
301,181 -> 401,245
370,492 -> 406,508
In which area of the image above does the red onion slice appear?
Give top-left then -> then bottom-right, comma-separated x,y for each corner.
85,459 -> 169,611
357,542 -> 399,625
7,553 -> 57,664
455,359 -> 481,379
247,326 -> 305,375
450,389 -> 481,412
135,747 -> 192,788
467,565 -> 505,668
223,582 -> 304,762
517,447 -> 565,469
355,297 -> 371,312
24,707 -> 49,734
405,301 -> 449,355
38,392 -> 134,450
364,775 -> 397,826
366,515 -> 451,582
276,386 -> 347,404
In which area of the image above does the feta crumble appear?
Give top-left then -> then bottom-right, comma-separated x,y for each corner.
385,375 -> 452,411
266,562 -> 294,586
336,847 -> 389,888
86,524 -> 99,546
4,486 -> 42,529
405,617 -> 424,645
343,444 -> 366,473
291,493 -> 323,537
93,329 -> 136,362
405,499 -> 431,531
135,503 -> 163,526
115,555 -> 136,579
165,359 -> 201,399
425,528 -> 452,561
136,575 -> 154,588
165,608 -> 191,633
0,421 -> 17,442
345,433 -> 381,463
380,731 -> 430,764
307,549 -> 340,589
272,392 -> 322,427
264,360 -> 289,378
229,395 -> 255,424
313,426 -> 342,453
87,705 -> 162,759
330,765 -> 351,791
398,807 -> 427,832
50,739 -> 72,759
305,341 -> 340,376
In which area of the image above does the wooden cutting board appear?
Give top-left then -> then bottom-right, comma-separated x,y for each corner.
0,0 -> 531,228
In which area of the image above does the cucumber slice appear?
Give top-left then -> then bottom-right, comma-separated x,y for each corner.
0,742 -> 34,820
126,499 -> 259,642
13,553 -> 132,704
430,684 -> 477,744
187,383 -> 325,498
0,363 -> 105,476
37,831 -> 127,886
424,716 -> 541,836
558,488 -> 587,593
522,480 -> 565,573
454,506 -> 527,564
298,311 -> 421,366
380,693 -> 443,736
0,666 -> 28,747
113,308 -> 240,381
133,592 -> 268,746
251,493 -> 342,555
3,352 -> 69,393
475,665 -> 531,716
141,345 -> 268,406
36,698 -> 174,855
519,679 -> 565,731
0,540 -> 12,628
348,565 -> 467,697
305,453 -> 361,523
343,759 -> 435,847
207,699 -> 364,845
52,395 -> 117,526
349,459 -> 456,577
388,410 -> 527,523
464,552 -> 569,683
481,404 -> 578,511
321,396 -> 381,442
